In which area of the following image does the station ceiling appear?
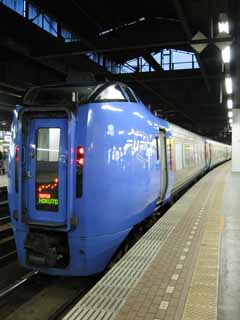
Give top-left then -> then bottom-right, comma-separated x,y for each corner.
0,0 -> 238,143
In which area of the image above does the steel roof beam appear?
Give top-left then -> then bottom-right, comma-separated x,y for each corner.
142,53 -> 163,72
112,70 -> 222,82
172,0 -> 211,92
0,93 -> 19,107
34,36 -> 232,59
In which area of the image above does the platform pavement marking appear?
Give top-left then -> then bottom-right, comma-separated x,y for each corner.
220,215 -> 224,232
181,166 -> 228,320
63,163 -> 230,320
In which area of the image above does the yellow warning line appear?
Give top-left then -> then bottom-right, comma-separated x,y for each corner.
181,165 -> 228,320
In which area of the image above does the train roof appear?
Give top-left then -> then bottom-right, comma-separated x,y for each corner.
168,122 -> 231,147
22,81 -> 142,107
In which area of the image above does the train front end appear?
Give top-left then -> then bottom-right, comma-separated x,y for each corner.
8,81 -> 170,276
7,83 -> 118,276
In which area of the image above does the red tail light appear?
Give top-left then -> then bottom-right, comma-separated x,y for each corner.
15,146 -> 19,162
77,146 -> 84,166
15,145 -> 19,192
76,146 -> 84,198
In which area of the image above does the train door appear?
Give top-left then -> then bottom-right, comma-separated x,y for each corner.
159,129 -> 168,201
24,118 -> 67,225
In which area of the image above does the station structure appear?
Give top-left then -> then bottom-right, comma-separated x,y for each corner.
0,1 -> 240,320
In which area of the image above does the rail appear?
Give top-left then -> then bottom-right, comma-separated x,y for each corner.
0,193 -> 16,266
0,271 -> 39,299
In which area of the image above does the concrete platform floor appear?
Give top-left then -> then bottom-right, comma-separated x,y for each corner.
64,162 -> 233,320
219,171 -> 240,320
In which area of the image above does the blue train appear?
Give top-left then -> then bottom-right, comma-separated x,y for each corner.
8,82 -> 231,276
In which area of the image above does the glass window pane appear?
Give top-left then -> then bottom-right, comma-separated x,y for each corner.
2,0 -> 24,15
36,128 -> 60,212
95,85 -> 126,102
29,4 -> 42,28
43,15 -> 57,37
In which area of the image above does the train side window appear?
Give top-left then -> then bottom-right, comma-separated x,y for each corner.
174,143 -> 183,170
94,84 -> 127,102
183,143 -> 194,167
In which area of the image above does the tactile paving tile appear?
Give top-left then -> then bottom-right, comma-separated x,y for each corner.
63,188 -> 204,320
64,216 -> 192,318
181,169 -> 227,320
182,304 -> 217,320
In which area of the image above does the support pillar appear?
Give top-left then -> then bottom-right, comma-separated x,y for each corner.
232,109 -> 240,172
232,5 -> 240,172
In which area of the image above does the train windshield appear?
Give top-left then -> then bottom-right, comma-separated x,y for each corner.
23,85 -> 101,106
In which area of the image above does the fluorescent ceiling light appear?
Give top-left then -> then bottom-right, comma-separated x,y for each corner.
222,46 -> 231,63
228,111 -> 233,118
219,21 -> 229,33
218,13 -> 229,34
229,118 -> 232,124
227,99 -> 233,109
225,76 -> 233,94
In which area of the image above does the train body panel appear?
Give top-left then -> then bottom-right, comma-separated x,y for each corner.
207,139 -> 231,168
81,102 -> 170,236
8,82 -> 231,276
168,123 -> 206,194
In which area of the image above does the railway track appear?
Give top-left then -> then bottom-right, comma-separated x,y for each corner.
0,270 -> 39,299
0,187 -> 98,319
0,187 -> 16,266
0,270 -> 99,320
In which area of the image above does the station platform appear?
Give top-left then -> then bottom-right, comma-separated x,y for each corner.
64,162 -> 237,320
0,175 -> 7,188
